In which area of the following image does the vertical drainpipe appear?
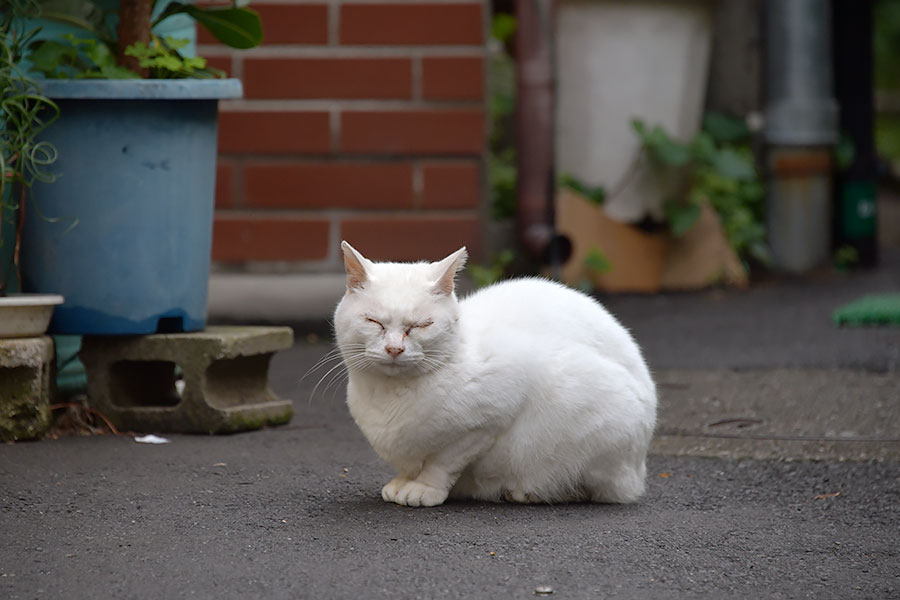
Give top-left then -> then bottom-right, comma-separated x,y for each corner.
515,0 -> 571,269
832,0 -> 878,266
763,0 -> 839,273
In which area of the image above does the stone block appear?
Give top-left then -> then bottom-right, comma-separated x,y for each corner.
0,336 -> 54,442
80,326 -> 294,434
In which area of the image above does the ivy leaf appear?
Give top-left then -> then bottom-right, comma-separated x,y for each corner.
665,199 -> 701,237
631,119 -> 648,137
711,148 -> 756,181
560,173 -> 606,205
28,40 -> 75,77
80,37 -> 118,71
492,13 -> 517,43
584,246 -> 613,274
703,112 -> 750,144
689,131 -> 717,163
642,125 -> 692,167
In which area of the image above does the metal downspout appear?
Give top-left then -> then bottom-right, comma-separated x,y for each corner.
763,0 -> 839,272
515,0 -> 571,269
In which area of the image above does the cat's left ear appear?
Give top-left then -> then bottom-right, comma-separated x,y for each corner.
432,247 -> 468,295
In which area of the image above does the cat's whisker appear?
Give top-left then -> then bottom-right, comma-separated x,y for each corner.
323,370 -> 351,403
297,346 -> 347,385
418,355 -> 448,373
342,352 -> 375,371
309,359 -> 353,403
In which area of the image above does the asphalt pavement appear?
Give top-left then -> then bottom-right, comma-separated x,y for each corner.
1,249 -> 899,599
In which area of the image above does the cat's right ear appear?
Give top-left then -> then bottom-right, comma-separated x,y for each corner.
341,241 -> 369,292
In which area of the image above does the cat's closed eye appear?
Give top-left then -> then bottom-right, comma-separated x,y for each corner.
404,320 -> 434,335
365,317 -> 385,329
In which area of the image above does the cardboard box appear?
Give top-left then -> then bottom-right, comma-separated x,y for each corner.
556,189 -> 748,292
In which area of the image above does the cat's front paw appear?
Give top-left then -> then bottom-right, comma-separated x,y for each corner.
382,479 -> 448,507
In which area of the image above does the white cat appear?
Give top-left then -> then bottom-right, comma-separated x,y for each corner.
333,241 -> 657,507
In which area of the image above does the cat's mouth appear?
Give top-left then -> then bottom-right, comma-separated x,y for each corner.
369,354 -> 421,375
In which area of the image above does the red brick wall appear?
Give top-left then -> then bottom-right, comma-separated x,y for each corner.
201,1 -> 488,268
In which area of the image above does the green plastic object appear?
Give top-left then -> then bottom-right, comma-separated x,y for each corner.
55,336 -> 87,397
833,294 -> 900,327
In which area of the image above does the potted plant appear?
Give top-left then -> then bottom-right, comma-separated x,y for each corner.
16,0 -> 262,335
0,0 -> 64,337
557,113 -> 767,292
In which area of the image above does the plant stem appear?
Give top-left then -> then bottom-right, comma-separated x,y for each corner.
117,0 -> 152,77
0,197 -> 6,296
14,182 -> 25,292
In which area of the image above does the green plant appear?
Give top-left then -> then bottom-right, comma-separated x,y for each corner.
1,0 -> 60,295
487,13 -> 517,220
29,33 -> 140,78
559,173 -> 606,206
583,246 -> 612,275
469,249 -> 514,288
834,244 -> 860,271
633,112 -> 769,265
126,36 -> 216,78
874,0 -> 900,172
25,0 -> 262,79
30,33 -> 220,78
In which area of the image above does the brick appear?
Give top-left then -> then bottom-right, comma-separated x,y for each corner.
421,162 -> 481,209
340,3 -> 483,45
0,336 -> 53,442
80,326 -> 294,434
341,110 -> 484,155
215,162 -> 234,208
218,111 -> 331,155
244,58 -> 412,100
213,215 -> 330,261
340,215 -> 482,261
244,162 -> 414,209
197,3 -> 328,45
422,57 -> 484,100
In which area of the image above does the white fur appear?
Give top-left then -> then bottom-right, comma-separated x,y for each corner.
333,242 -> 657,507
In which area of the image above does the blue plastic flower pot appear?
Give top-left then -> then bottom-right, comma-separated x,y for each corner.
22,79 -> 242,335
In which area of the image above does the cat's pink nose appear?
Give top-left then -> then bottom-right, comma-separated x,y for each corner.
385,344 -> 404,358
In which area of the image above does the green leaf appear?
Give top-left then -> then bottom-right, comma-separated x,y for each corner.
834,133 -> 856,171
665,199 -> 701,237
157,3 -> 263,49
468,250 -> 514,288
559,173 -> 606,205
689,132 -> 716,163
641,125 -> 692,167
183,56 -> 207,70
584,246 -> 613,274
28,40 -> 76,77
631,119 -> 647,138
81,37 -> 117,70
492,14 -> 517,43
652,137 -> 692,166
703,111 -> 750,144
711,148 -> 756,180
98,64 -> 141,79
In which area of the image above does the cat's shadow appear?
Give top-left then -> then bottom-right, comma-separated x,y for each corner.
334,494 -> 644,518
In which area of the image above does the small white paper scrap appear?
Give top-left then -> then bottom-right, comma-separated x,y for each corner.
134,434 -> 170,444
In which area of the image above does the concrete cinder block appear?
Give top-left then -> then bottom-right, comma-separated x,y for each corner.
0,336 -> 54,441
80,326 -> 294,434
